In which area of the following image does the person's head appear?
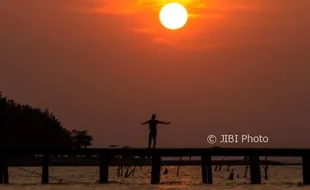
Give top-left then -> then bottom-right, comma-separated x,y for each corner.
151,114 -> 156,120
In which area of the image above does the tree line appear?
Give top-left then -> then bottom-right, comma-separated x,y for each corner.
0,92 -> 93,149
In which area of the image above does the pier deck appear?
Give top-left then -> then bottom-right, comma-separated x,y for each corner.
6,157 -> 297,166
0,148 -> 309,185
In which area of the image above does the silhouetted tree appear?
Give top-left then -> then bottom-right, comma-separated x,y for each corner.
70,129 -> 93,148
0,93 -> 74,148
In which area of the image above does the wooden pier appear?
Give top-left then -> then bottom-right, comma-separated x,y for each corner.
0,148 -> 309,185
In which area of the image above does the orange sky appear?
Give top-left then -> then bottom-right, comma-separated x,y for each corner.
1,0 -> 310,148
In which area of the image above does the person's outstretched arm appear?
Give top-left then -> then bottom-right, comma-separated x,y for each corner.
141,120 -> 150,125
158,121 -> 170,125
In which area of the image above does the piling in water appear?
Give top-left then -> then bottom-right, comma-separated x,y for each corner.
151,155 -> 161,184
42,153 -> 49,184
99,154 -> 109,183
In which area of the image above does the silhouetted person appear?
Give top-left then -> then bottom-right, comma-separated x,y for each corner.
163,167 -> 169,174
141,114 -> 170,148
228,169 -> 235,180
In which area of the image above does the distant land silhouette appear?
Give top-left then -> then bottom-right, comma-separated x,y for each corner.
0,92 -> 93,149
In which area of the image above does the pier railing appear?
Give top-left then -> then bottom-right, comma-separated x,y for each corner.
0,148 -> 310,185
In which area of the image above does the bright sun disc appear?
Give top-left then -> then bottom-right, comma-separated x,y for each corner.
159,3 -> 188,30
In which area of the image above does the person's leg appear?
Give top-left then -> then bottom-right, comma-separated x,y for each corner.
148,132 -> 152,148
152,131 -> 157,148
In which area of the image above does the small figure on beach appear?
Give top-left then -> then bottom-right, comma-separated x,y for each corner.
141,114 -> 170,148
228,169 -> 235,180
163,167 -> 169,174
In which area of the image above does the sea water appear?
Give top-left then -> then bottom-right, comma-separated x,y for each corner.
1,165 -> 308,190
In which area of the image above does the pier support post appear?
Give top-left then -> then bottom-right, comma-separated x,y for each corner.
151,155 -> 161,184
0,162 -> 2,184
0,154 -> 8,184
201,155 -> 207,184
99,153 -> 109,184
206,155 -> 213,184
302,156 -> 310,184
42,153 -> 49,184
249,154 -> 261,184
2,155 -> 8,184
201,155 -> 213,184
264,166 -> 268,180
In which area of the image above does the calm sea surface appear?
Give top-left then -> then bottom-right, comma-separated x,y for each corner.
1,164 -> 309,190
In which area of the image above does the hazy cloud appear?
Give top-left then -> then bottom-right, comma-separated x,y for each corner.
1,0 -> 310,147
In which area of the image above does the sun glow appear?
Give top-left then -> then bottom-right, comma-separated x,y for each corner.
159,3 -> 188,30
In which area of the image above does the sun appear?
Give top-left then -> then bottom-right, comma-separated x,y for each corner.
159,3 -> 188,30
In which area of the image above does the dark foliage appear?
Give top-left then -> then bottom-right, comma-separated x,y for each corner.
70,129 -> 93,149
0,92 -> 92,149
